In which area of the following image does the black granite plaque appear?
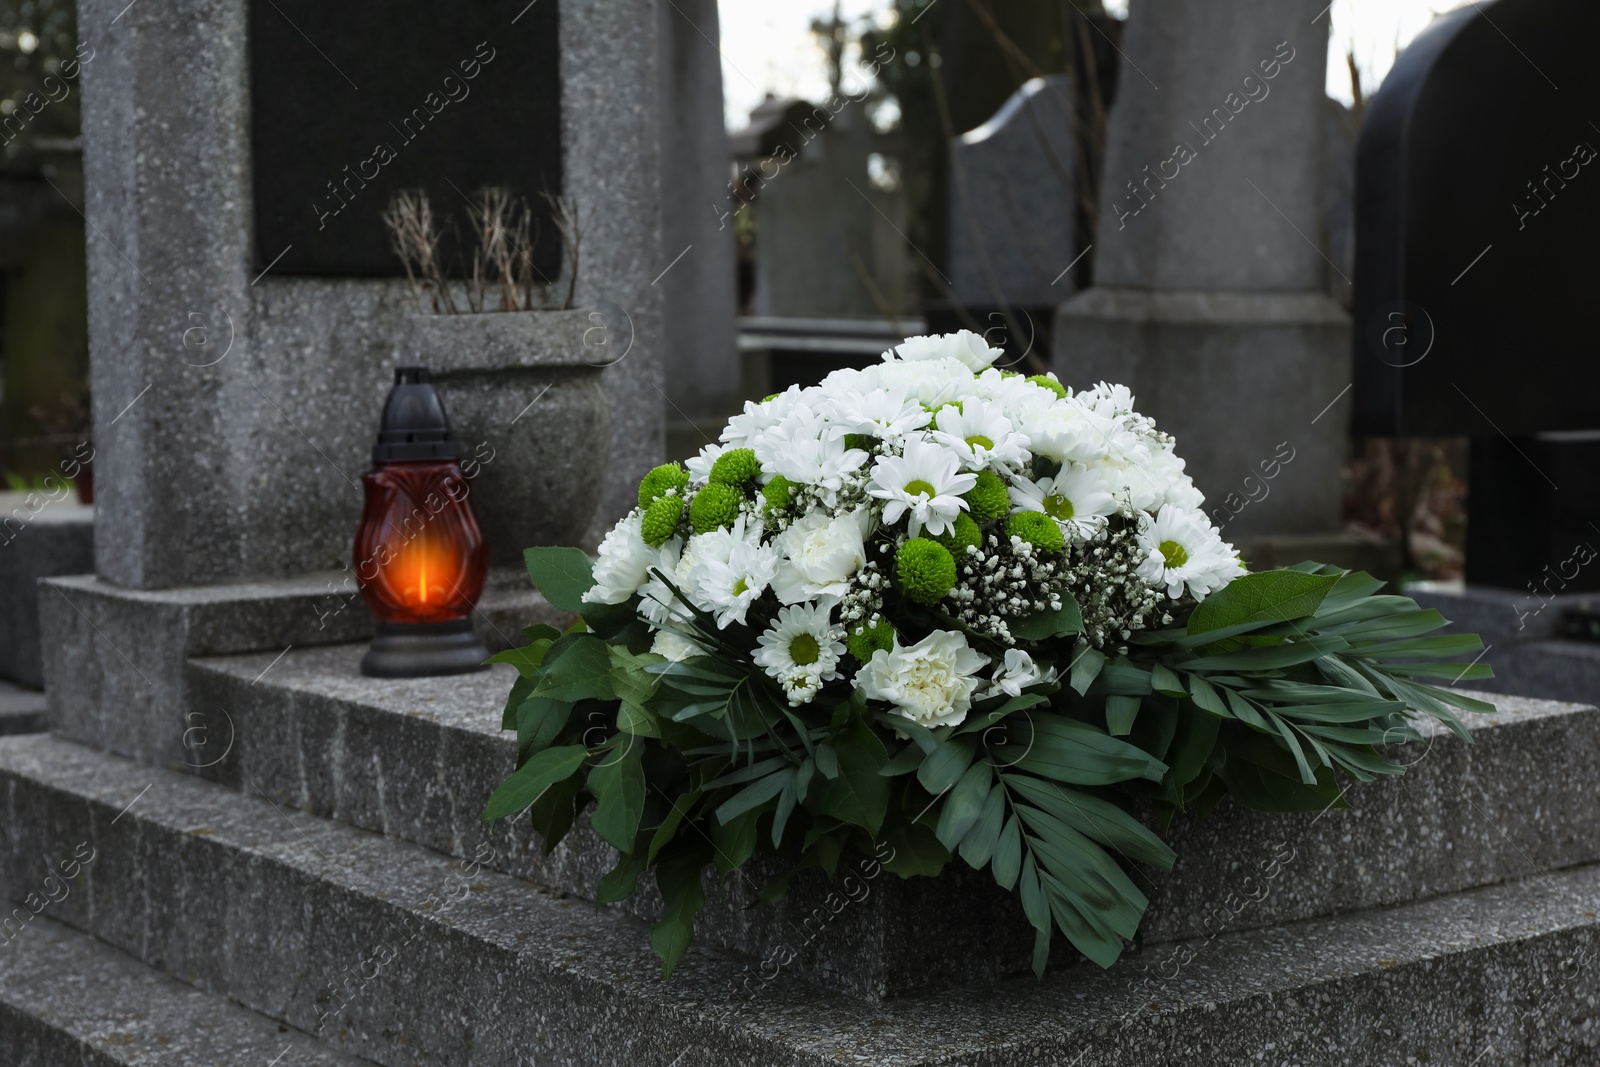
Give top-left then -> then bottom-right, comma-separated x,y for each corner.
248,0 -> 562,278
1351,0 -> 1600,438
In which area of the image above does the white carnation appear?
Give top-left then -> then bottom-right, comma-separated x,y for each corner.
854,629 -> 990,728
772,508 -> 872,604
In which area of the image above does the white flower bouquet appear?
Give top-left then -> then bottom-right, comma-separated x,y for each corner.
484,331 -> 1492,977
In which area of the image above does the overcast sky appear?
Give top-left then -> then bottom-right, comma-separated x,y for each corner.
718,0 -> 1453,127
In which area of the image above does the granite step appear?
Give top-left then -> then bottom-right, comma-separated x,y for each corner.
2,732 -> 1599,1065
0,679 -> 47,736
184,644 -> 1600,997
0,911 -> 369,1066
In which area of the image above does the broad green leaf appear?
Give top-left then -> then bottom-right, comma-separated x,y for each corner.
1187,569 -> 1338,636
814,743 -> 841,780
814,720 -> 890,835
1005,774 -> 1175,868
714,769 -> 790,825
526,771 -> 582,854
1177,635 -> 1350,672
879,741 -> 926,777
917,739 -> 975,795
1010,594 -> 1084,641
957,781 -> 1006,869
1165,708 -> 1220,790
595,851 -> 647,907
533,636 -> 616,703
587,741 -> 646,851
648,789 -> 701,864
650,845 -> 709,978
482,745 -> 587,822
712,807 -> 760,876
616,701 -> 660,737
524,546 -> 596,613
516,696 -> 572,761
608,646 -> 663,704
488,638 -> 554,679
935,762 -> 993,849
992,814 -> 1022,890
1069,647 -> 1106,695
1106,695 -> 1140,736
879,820 -> 950,877
1149,663 -> 1187,698
1186,674 -> 1231,717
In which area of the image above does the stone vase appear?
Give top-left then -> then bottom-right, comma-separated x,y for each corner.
398,309 -> 611,567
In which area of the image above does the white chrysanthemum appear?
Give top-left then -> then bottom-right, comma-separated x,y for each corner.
932,398 -> 1030,471
981,649 -> 1059,699
889,330 -> 1003,373
1136,506 -> 1241,601
690,517 -> 779,629
867,437 -> 977,538
854,629 -> 990,728
584,511 -> 658,604
1109,447 -> 1203,513
754,601 -> 846,705
638,539 -> 700,630
878,357 -> 979,408
1017,401 -> 1113,466
828,388 -> 930,442
754,410 -> 869,496
684,443 -> 726,485
1008,464 -> 1116,540
772,508 -> 872,604
722,388 -> 803,450
651,629 -> 708,662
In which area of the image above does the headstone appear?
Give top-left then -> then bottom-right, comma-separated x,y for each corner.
655,0 -> 741,421
948,75 -> 1078,309
80,0 -> 663,589
0,492 -> 93,688
746,104 -> 916,319
1054,0 -> 1350,541
1350,0 -> 1600,592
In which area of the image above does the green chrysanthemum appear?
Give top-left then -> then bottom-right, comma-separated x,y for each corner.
640,497 -> 683,547
1027,374 -> 1067,399
963,470 -> 1010,524
846,619 -> 895,662
1006,511 -> 1065,555
934,512 -> 982,556
896,538 -> 957,606
637,462 -> 689,508
709,447 -> 761,487
761,474 -> 794,514
690,483 -> 743,533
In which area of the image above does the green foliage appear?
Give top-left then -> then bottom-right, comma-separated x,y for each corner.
637,462 -> 688,508
896,537 -> 957,605
482,558 -> 1493,980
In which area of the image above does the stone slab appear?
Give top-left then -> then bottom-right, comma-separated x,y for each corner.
3,733 -> 1600,1065
0,913 -> 366,1066
0,492 -> 93,687
0,681 -> 47,737
37,571 -> 563,769
187,644 -> 1598,998
1054,288 -> 1349,537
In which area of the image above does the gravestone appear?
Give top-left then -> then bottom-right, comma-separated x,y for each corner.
81,0 -> 662,590
1053,0 -> 1349,543
948,75 -> 1078,310
1350,0 -> 1600,593
655,0 -> 740,423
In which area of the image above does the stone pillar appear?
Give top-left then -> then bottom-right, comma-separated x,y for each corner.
80,0 -> 663,588
655,0 -> 740,422
1054,0 -> 1349,538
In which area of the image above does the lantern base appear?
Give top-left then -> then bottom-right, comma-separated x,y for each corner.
360,618 -> 491,678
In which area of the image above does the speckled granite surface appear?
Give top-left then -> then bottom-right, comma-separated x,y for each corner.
188,646 -> 1600,1000
1,732 -> 1598,1066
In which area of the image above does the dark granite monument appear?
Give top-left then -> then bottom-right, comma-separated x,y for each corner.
1352,0 -> 1600,592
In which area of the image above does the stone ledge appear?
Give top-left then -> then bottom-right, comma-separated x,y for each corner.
37,571 -> 560,768
187,644 -> 1600,999
0,912 -> 367,1065
3,733 -> 1600,1065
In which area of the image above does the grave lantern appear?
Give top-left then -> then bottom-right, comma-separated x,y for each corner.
354,367 -> 490,677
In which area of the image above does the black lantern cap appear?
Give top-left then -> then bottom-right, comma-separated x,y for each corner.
372,366 -> 461,462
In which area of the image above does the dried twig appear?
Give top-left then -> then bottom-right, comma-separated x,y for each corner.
382,191 -> 457,314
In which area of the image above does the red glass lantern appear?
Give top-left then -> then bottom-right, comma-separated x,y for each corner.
355,367 -> 490,677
